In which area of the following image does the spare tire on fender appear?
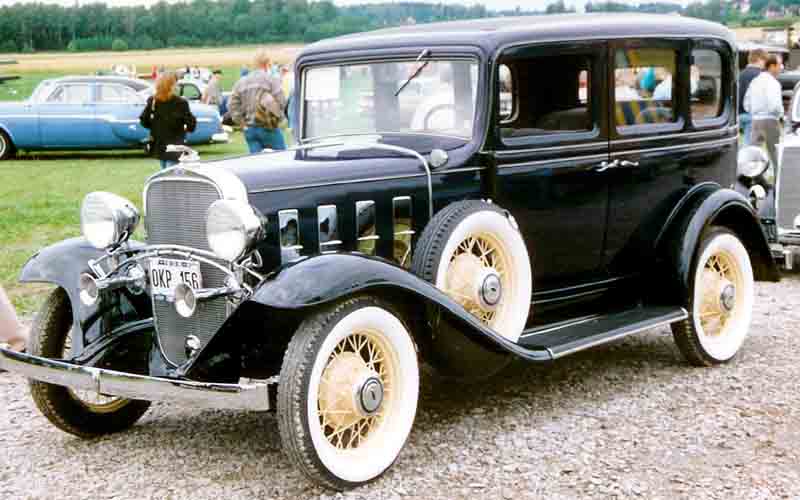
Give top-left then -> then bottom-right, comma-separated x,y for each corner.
411,200 -> 532,382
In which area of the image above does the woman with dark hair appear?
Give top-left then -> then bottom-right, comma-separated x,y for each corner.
140,72 -> 197,169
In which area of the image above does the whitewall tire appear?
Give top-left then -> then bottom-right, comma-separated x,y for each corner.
413,200 -> 532,343
672,227 -> 755,365
278,296 -> 419,490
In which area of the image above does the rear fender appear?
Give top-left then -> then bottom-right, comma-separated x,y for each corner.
19,237 -> 149,352
656,187 -> 779,301
184,253 -> 548,382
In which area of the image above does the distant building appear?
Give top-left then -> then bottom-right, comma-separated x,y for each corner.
765,4 -> 786,19
731,0 -> 750,14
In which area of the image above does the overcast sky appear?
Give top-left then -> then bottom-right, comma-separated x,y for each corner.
0,0 -> 687,13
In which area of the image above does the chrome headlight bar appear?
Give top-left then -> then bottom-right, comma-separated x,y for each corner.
79,244 -> 264,317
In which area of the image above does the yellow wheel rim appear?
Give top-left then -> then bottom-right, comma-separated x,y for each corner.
444,233 -> 511,328
317,330 -> 396,450
696,250 -> 744,339
63,330 -> 130,413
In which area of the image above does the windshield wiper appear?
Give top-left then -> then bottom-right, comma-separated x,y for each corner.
394,49 -> 432,97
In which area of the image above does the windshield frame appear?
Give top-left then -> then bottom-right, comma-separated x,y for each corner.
299,53 -> 484,145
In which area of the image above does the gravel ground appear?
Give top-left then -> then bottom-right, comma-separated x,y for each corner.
2,276 -> 799,500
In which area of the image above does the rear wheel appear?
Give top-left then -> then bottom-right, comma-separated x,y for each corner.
28,288 -> 150,438
671,227 -> 754,366
0,130 -> 16,160
278,296 -> 419,490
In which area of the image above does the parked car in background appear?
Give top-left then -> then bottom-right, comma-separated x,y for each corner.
0,76 -> 228,159
738,84 -> 800,270
0,14 -> 778,491
140,77 -> 231,115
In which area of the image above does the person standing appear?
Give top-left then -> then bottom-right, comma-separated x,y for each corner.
744,55 -> 784,167
0,286 -> 27,354
739,49 -> 767,145
229,49 -> 287,153
139,72 -> 197,169
202,70 -> 223,109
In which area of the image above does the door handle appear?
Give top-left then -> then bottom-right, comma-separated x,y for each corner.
619,160 -> 640,167
595,159 -> 619,172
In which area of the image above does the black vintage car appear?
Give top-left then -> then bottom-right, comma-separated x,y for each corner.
0,14 -> 779,490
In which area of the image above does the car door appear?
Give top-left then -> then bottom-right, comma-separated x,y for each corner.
94,83 -> 148,146
38,83 -> 96,148
604,39 -> 736,280
490,41 -> 611,300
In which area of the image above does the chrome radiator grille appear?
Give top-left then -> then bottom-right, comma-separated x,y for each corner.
145,178 -> 228,366
778,143 -> 800,231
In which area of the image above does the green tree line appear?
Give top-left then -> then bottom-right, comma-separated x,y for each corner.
0,0 -> 504,53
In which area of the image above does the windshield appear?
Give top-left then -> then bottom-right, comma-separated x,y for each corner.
29,80 -> 56,103
303,59 -> 478,141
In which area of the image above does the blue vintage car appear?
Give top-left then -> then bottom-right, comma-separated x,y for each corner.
0,76 -> 229,160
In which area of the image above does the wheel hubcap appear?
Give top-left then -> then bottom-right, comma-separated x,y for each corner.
357,376 -> 384,415
719,283 -> 736,312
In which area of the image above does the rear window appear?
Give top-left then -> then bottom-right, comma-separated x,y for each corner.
614,48 -> 677,127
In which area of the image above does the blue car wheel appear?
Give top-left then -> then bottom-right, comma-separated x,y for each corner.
0,130 -> 15,160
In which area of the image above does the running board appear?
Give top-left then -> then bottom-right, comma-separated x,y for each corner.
516,306 -> 687,359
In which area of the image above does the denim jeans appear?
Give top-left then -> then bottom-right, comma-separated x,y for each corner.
740,113 -> 752,146
244,127 -> 287,154
160,159 -> 178,169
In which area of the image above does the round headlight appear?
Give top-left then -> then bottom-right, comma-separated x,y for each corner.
206,200 -> 263,261
737,146 -> 769,179
80,192 -> 140,249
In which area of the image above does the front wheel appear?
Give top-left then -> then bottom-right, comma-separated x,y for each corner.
278,296 -> 419,490
671,227 -> 755,366
28,288 -> 150,438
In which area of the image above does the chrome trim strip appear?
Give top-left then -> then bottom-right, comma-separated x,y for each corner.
551,308 -> 688,359
609,136 -> 736,157
251,173 -> 427,194
611,127 -> 738,145
0,347 -> 271,411
498,153 -> 608,170
519,314 -> 601,338
491,141 -> 608,157
248,166 -> 485,195
143,164 -> 249,216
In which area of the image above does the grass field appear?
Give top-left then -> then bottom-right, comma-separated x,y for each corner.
0,45 -> 302,314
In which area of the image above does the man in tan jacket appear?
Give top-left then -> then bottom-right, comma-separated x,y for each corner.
229,48 -> 287,153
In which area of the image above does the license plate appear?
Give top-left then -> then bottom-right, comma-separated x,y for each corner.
149,258 -> 202,296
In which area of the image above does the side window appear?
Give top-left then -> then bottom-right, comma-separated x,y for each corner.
47,84 -> 90,104
499,53 -> 593,139
691,49 -> 723,122
180,84 -> 202,100
98,84 -> 139,104
614,48 -> 677,127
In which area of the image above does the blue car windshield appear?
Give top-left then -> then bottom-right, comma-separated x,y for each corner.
303,59 -> 478,142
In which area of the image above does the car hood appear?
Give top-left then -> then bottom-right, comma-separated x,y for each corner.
206,144 -> 426,195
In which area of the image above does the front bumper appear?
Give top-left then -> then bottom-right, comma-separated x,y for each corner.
0,347 -> 272,411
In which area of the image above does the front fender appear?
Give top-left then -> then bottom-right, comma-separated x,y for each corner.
185,253 -> 549,382
19,237 -> 148,350
252,254 -> 549,358
658,187 -> 779,300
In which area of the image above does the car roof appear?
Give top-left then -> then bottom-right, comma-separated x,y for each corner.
53,76 -> 152,91
300,14 -> 735,60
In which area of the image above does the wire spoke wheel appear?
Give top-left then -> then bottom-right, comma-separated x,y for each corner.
317,331 -> 395,451
278,297 -> 419,489
444,233 -> 511,329
672,228 -> 754,365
